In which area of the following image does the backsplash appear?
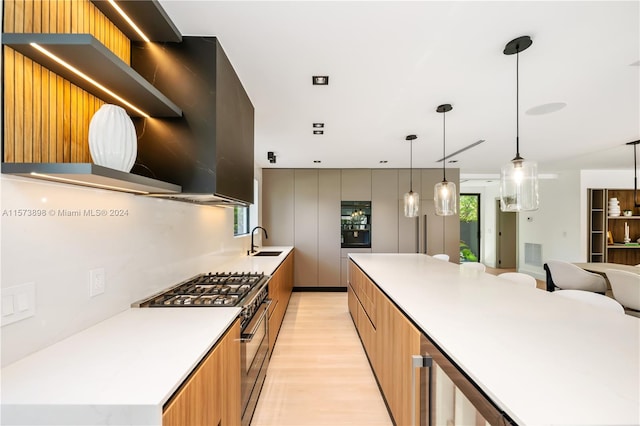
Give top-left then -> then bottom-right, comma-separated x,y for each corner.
0,175 -> 249,366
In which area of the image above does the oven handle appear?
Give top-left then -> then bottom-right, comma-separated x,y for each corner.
240,299 -> 272,342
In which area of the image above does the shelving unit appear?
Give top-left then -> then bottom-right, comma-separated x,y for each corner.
1,163 -> 181,194
588,189 -> 606,262
2,33 -> 182,118
89,0 -> 182,43
588,188 -> 640,265
2,30 -> 183,195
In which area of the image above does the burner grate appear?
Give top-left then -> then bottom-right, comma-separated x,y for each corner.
141,272 -> 266,308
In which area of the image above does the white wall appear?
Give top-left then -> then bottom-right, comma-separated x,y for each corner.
0,175 -> 253,366
517,171 -> 582,279
466,169 -> 635,279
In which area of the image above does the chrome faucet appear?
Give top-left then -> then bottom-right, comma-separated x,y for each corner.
249,226 -> 268,254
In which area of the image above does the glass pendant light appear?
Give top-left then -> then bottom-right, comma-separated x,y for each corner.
404,134 -> 420,217
500,35 -> 539,212
434,104 -> 457,216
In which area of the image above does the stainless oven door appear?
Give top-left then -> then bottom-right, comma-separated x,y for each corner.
240,299 -> 271,426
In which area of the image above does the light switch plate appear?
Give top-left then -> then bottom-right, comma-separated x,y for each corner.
89,268 -> 106,297
1,282 -> 36,327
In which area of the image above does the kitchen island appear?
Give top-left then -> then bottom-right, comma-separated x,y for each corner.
1,247 -> 293,426
349,253 -> 639,425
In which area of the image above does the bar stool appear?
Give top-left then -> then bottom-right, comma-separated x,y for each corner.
552,290 -> 624,314
606,269 -> 640,318
544,260 -> 607,294
497,272 -> 537,288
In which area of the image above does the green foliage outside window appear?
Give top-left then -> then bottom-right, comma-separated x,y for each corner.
459,195 -> 478,223
459,195 -> 479,262
234,206 -> 249,236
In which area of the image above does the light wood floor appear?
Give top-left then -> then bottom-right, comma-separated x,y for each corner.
251,292 -> 392,426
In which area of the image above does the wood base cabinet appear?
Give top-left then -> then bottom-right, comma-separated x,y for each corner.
348,260 -> 420,425
163,319 -> 241,426
348,260 -> 508,426
268,251 -> 294,355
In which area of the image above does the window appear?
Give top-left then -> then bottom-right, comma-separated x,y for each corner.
234,206 -> 249,236
234,178 -> 259,236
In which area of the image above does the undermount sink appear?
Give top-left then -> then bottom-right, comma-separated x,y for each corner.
252,251 -> 282,257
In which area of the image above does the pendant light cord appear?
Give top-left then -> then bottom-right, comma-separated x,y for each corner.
409,139 -> 414,192
442,111 -> 447,181
516,49 -> 520,159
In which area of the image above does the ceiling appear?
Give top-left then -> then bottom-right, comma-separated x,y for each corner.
158,1 -> 640,176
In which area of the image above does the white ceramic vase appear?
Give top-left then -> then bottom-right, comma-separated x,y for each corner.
88,104 -> 137,172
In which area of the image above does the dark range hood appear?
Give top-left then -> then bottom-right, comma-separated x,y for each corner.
131,37 -> 255,205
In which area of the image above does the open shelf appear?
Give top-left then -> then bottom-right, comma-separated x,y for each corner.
90,0 -> 182,42
2,163 -> 181,194
2,33 -> 182,118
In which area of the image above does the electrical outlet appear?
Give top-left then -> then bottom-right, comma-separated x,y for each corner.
89,268 -> 106,297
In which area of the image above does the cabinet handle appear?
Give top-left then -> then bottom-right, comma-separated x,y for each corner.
241,299 -> 272,342
423,214 -> 428,254
415,216 -> 420,253
411,354 -> 432,426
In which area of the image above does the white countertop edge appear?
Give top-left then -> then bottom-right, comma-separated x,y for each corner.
1,404 -> 161,426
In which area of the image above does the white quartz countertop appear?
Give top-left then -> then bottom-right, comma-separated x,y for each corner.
349,253 -> 640,426
0,247 -> 293,425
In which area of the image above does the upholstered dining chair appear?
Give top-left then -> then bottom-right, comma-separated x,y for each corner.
544,260 -> 607,294
606,269 -> 640,318
460,262 -> 486,272
432,254 -> 450,262
497,272 -> 537,288
552,290 -> 624,314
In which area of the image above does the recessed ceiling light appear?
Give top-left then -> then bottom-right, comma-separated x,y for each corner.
379,160 -> 388,163
313,160 -> 321,163
312,123 -> 324,128
526,102 -> 567,115
313,130 -> 324,135
312,76 -> 329,85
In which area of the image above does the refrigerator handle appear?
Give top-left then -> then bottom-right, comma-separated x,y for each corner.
415,216 -> 420,253
423,214 -> 428,254
412,355 -> 433,426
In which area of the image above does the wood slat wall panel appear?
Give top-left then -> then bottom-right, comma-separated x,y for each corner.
3,0 -> 129,163
14,52 -> 24,162
4,0 -> 16,32
4,50 -> 16,163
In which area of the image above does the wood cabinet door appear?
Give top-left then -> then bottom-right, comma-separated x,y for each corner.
377,294 -> 421,426
268,252 -> 295,354
341,169 -> 372,201
294,169 -> 319,287
318,169 -> 342,286
372,169 -> 399,253
162,320 -> 241,426
162,346 -> 221,426
220,321 -> 241,426
263,169 -> 295,246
